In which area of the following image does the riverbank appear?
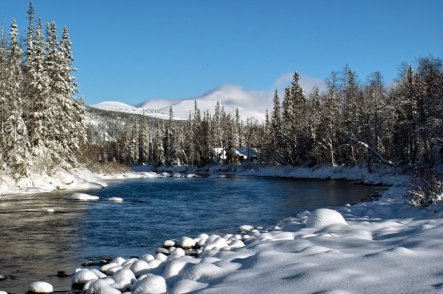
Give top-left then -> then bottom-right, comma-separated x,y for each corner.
0,164 -> 406,196
46,177 -> 443,293
0,168 -> 107,196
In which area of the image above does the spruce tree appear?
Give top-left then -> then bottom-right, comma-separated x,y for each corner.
164,106 -> 176,165
25,19 -> 52,161
0,27 -> 6,170
3,20 -> 31,178
271,89 -> 283,163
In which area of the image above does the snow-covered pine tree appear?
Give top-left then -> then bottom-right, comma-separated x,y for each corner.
164,106 -> 176,165
58,26 -> 85,165
260,109 -> 272,163
282,72 -> 307,164
153,121 -> 165,166
25,19 -> 52,162
0,27 -> 6,170
3,20 -> 31,178
271,89 -> 283,164
138,116 -> 150,163
233,107 -> 241,148
307,87 -> 322,164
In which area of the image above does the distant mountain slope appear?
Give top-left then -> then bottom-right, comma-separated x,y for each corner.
90,85 -> 273,121
90,101 -> 170,120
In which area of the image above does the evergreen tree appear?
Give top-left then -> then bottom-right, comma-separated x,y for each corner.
164,106 -> 176,165
25,19 -> 52,161
0,27 -> 7,170
282,72 -> 307,164
153,121 -> 165,166
138,117 -> 150,163
270,89 -> 283,164
3,20 -> 31,178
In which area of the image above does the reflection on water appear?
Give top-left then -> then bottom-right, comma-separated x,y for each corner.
0,192 -> 88,292
0,176 -> 384,292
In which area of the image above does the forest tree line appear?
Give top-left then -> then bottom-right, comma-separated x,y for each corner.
0,4 -> 86,178
2,5 -> 443,179
88,56 -> 443,170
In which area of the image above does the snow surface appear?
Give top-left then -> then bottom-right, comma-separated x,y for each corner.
90,101 -> 170,120
0,168 -> 107,196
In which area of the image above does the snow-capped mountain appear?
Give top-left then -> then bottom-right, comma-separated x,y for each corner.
90,101 -> 171,120
90,85 -> 273,121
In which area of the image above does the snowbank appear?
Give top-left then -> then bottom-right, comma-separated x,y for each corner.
237,165 -> 408,186
0,168 -> 107,196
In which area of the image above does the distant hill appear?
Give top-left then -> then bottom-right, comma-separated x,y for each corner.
89,84 -> 272,121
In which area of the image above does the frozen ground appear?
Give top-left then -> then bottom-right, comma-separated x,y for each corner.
2,165 -> 443,293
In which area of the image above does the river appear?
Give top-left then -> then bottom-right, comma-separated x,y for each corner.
0,175 -> 384,293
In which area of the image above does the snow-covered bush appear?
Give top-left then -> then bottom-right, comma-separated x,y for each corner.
408,169 -> 443,207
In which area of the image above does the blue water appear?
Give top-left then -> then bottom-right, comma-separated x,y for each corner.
0,176 -> 383,292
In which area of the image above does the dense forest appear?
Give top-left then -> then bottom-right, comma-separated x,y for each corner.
1,4 -> 443,181
0,4 -> 86,179
88,58 -> 443,171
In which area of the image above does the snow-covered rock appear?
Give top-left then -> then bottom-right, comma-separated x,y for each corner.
28,281 -> 53,293
84,278 -> 117,294
72,269 -> 99,285
65,192 -> 99,201
111,268 -> 135,291
177,237 -> 196,249
204,236 -> 228,251
111,257 -> 126,266
239,224 -> 254,232
169,247 -> 186,260
305,208 -> 348,228
131,274 -> 167,294
130,260 -> 150,277
163,239 -> 175,248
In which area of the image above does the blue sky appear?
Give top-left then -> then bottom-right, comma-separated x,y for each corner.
0,0 -> 442,106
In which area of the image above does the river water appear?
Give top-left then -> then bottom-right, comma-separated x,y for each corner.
0,176 -> 384,293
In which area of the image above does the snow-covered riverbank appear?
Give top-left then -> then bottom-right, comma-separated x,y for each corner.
0,164 -> 406,196
0,168 -> 107,196
3,165 -> 443,294
62,179 -> 443,294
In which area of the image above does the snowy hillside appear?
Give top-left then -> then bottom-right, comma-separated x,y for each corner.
90,101 -> 170,120
90,85 -> 272,121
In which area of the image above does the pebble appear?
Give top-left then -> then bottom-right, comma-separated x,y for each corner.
56,271 -> 69,278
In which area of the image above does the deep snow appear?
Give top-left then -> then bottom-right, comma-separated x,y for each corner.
2,165 -> 443,293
